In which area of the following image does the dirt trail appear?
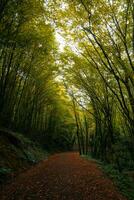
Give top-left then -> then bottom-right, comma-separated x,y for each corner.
0,152 -> 127,200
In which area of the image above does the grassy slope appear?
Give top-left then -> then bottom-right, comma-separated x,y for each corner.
0,128 -> 48,183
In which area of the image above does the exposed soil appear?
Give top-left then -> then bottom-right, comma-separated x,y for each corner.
0,152 -> 127,200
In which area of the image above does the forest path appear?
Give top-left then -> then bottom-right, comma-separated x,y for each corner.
0,152 -> 127,200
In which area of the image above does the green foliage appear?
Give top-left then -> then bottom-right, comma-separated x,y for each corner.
48,0 -> 134,169
0,129 -> 48,183
0,0 -> 76,152
0,167 -> 12,183
1,0 -> 134,165
111,137 -> 134,171
82,154 -> 134,200
102,164 -> 134,200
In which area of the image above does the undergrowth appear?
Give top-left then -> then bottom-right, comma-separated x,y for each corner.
102,164 -> 134,200
81,154 -> 134,200
0,129 -> 49,184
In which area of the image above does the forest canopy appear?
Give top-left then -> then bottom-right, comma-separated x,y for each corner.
0,0 -> 134,168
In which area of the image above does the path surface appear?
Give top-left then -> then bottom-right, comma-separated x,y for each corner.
0,152 -> 127,200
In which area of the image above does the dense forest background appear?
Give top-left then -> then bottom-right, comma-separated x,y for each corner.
0,0 -> 134,171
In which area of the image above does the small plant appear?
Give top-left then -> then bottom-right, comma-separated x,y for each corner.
0,167 -> 12,183
102,164 -> 134,200
82,154 -> 134,200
